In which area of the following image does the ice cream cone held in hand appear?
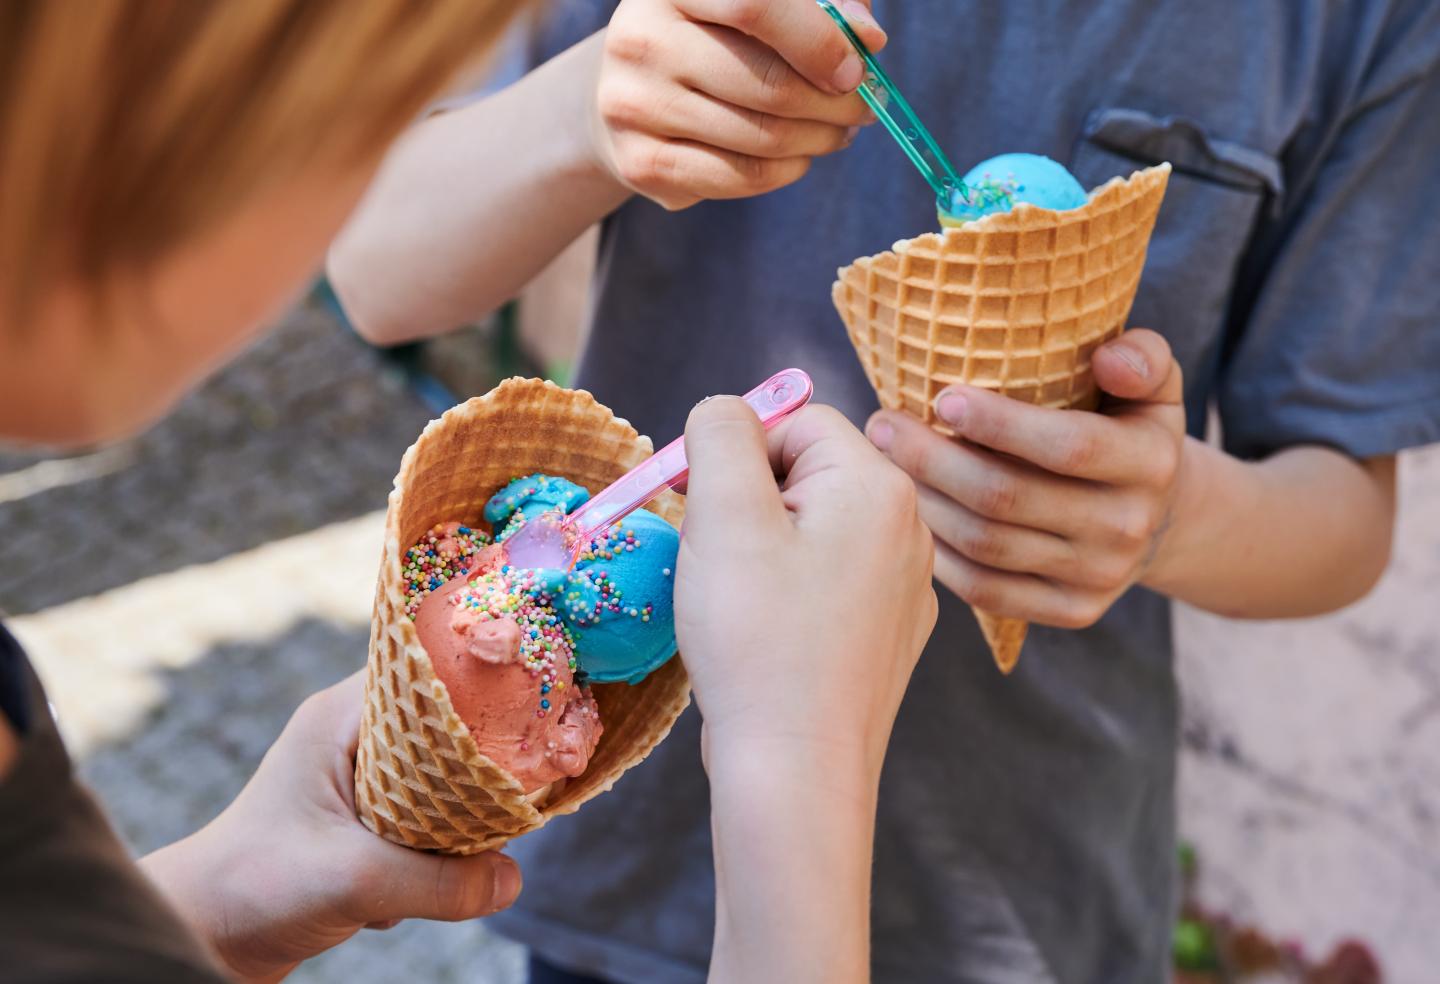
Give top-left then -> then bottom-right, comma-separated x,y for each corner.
354,379 -> 690,854
833,156 -> 1171,672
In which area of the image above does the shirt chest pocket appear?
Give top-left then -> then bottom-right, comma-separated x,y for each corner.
1067,107 -> 1283,378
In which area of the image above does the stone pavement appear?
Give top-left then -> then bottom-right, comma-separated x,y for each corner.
2,296 -> 1436,982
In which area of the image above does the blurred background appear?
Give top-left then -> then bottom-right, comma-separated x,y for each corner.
3,231 -> 1436,982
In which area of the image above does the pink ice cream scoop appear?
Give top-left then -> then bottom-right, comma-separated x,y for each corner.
410,527 -> 602,793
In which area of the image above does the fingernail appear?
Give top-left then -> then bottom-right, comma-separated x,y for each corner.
935,391 -> 966,426
1110,343 -> 1150,379
843,125 -> 860,145
867,418 -> 893,451
493,856 -> 522,909
839,1 -> 884,36
833,52 -> 864,93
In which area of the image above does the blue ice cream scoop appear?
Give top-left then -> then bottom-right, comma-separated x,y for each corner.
944,153 -> 1090,224
486,474 -> 679,685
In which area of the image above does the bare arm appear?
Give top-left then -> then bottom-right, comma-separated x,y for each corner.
328,0 -> 884,347
1143,442 -> 1395,618
679,401 -> 936,983
708,743 -> 875,984
329,34 -> 623,346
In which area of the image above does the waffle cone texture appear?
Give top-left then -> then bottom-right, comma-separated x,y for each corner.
832,164 -> 1171,673
354,378 -> 690,854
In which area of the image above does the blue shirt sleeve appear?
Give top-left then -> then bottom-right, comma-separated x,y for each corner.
1217,20 -> 1440,460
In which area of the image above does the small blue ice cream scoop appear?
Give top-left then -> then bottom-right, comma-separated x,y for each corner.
943,153 -> 1089,224
485,473 -> 680,685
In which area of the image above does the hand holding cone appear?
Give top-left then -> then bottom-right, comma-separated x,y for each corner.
832,164 -> 1171,672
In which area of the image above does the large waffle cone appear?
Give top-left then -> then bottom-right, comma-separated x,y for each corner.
355,378 -> 690,854
832,164 -> 1171,673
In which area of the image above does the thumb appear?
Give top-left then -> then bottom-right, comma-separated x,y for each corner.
1093,329 -> 1184,407
356,847 -> 522,924
831,0 -> 887,52
683,396 -> 786,538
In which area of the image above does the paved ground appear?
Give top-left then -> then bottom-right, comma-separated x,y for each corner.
3,297 -> 1436,982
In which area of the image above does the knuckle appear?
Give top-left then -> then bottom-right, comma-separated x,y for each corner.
962,580 -> 1001,612
440,859 -> 498,919
959,519 -> 1006,566
1078,554 -> 1133,592
657,193 -> 698,212
1052,595 -> 1108,630
1107,499 -> 1157,545
596,82 -> 647,130
604,24 -> 653,65
750,49 -> 796,111
893,435 -> 935,486
736,153 -> 779,192
727,0 -> 775,34
879,463 -> 918,510
1057,428 -> 1098,474
1148,436 -> 1182,487
618,140 -> 677,191
1095,554 -> 1137,590
838,98 -> 873,126
806,403 -> 851,431
975,471 -> 1018,519
742,108 -> 788,154
829,123 -> 857,152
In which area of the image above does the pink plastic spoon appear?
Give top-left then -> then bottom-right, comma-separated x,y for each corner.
502,368 -> 814,571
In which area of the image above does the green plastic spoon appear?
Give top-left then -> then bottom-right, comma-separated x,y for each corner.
817,0 -> 976,216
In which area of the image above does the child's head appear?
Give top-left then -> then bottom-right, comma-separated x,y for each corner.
0,0 -> 523,447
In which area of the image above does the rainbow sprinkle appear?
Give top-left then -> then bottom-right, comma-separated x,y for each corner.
962,171 -> 1020,211
451,564 -> 580,719
404,520 -> 588,719
402,523 -> 491,619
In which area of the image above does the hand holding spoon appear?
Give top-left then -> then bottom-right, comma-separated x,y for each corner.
816,0 -> 1001,218
501,368 -> 814,571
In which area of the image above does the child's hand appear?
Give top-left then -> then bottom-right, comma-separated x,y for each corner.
140,672 -> 520,984
591,0 -> 884,210
675,398 -> 937,782
866,329 -> 1186,629
676,398 -> 934,982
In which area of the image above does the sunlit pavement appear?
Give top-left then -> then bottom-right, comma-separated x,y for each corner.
1,298 -> 1435,981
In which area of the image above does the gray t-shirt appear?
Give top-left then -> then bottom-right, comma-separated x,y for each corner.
488,3 -> 1440,982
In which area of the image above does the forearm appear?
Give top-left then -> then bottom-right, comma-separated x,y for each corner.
143,834 -> 286,984
1143,438 -> 1396,617
327,31 -> 628,345
707,738 -> 876,984
140,829 -> 284,984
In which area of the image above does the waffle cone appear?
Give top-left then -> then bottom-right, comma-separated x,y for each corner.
354,378 -> 690,854
832,164 -> 1171,673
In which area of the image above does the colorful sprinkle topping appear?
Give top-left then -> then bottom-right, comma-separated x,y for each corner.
402,523 -> 491,619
